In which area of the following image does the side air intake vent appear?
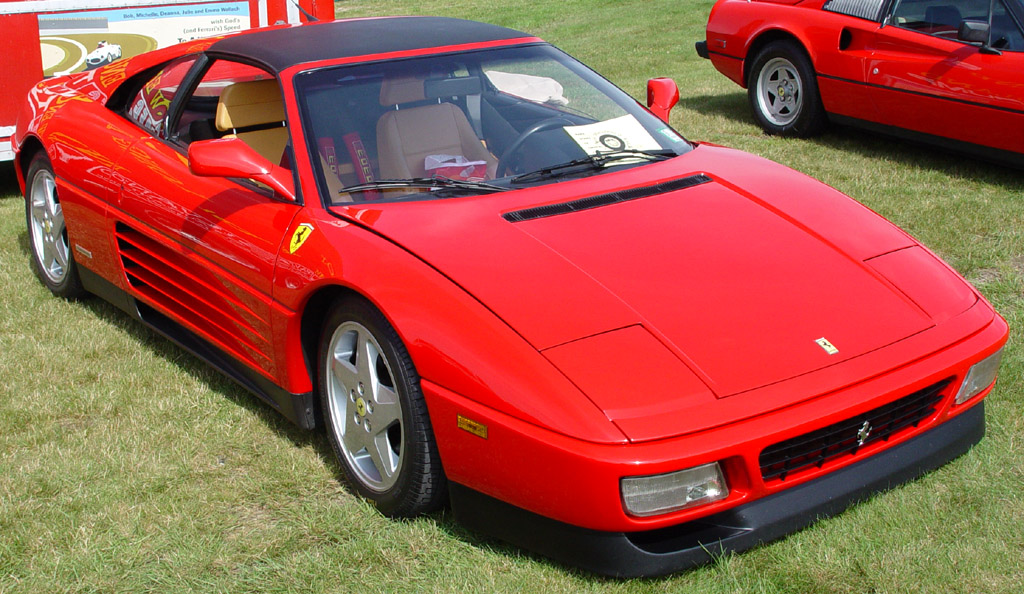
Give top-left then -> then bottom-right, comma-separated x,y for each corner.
502,173 -> 712,223
114,223 -> 274,371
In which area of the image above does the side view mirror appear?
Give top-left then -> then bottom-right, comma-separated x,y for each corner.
958,20 -> 1001,54
188,137 -> 297,202
647,77 -> 680,122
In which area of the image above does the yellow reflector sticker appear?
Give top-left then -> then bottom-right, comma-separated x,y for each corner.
457,415 -> 488,439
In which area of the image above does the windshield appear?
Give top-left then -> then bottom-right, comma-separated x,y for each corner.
294,43 -> 692,204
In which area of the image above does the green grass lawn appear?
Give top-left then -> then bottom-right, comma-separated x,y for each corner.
2,1 -> 1022,591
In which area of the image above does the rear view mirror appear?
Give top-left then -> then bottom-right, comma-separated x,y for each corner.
188,138 -> 297,201
646,78 -> 679,122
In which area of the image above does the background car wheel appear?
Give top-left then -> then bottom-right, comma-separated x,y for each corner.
25,152 -> 85,299
747,40 -> 827,137
318,297 -> 446,517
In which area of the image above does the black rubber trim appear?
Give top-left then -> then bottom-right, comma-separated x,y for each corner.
707,49 -> 742,62
135,301 -> 316,429
449,402 -> 985,578
696,40 -> 709,59
502,174 -> 712,223
818,72 -> 1024,117
79,265 -> 137,318
78,266 -> 316,430
828,113 -> 1024,168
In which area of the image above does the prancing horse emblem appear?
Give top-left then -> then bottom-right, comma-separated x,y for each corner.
856,420 -> 872,446
815,337 -> 839,355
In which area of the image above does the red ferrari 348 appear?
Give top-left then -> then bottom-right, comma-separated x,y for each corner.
14,16 -> 1007,576
699,0 -> 1024,165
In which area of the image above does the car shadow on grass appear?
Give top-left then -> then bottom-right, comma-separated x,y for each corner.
677,91 -> 752,127
680,92 -> 1024,190
1,162 -> 20,198
13,229 -> 335,481
14,224 -> 601,576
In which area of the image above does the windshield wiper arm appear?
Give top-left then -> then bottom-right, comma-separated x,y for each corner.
510,149 -> 675,184
338,176 -> 508,195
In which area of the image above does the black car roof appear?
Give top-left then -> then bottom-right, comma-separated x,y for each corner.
208,16 -> 533,73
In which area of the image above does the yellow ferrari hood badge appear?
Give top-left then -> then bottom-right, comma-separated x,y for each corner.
289,223 -> 314,254
815,337 -> 839,355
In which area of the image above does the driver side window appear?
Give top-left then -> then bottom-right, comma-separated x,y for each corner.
172,60 -> 288,165
891,0 -> 1024,50
892,0 -> 988,35
126,56 -> 198,138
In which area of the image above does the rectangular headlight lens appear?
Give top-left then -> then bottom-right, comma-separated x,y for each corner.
621,462 -> 728,517
954,348 -> 1003,405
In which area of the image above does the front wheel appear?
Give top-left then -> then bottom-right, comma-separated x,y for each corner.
25,152 -> 85,298
318,297 -> 446,517
746,41 -> 827,137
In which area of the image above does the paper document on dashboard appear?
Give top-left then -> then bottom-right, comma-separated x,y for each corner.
564,115 -> 661,157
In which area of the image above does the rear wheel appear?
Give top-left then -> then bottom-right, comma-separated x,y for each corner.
25,153 -> 85,298
747,41 -> 827,137
318,297 -> 446,517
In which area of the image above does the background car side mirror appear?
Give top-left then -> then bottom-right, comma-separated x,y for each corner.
188,138 -> 297,202
647,78 -> 680,122
958,20 -> 1001,54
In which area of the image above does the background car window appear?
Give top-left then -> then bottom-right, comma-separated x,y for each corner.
892,0 -> 990,37
991,0 -> 1024,50
127,56 -> 198,137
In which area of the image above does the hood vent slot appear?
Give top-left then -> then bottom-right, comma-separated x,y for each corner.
503,173 -> 712,223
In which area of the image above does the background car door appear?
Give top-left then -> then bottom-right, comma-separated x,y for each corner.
112,57 -> 300,383
868,0 -> 1024,152
813,0 -> 890,121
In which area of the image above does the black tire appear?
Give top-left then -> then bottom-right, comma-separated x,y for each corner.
317,297 -> 446,517
746,40 -> 827,137
24,152 -> 85,299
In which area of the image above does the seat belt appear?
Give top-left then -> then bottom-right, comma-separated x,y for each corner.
466,93 -> 484,139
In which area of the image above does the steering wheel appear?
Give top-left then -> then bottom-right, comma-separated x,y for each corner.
496,117 -> 573,177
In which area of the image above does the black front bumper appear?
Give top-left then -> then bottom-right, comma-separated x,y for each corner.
696,40 -> 709,59
449,402 -> 985,577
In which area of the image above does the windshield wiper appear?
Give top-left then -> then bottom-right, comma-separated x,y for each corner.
510,149 -> 676,184
338,176 -> 508,195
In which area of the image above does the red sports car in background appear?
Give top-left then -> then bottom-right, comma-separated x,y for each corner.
14,16 -> 1007,576
698,0 -> 1024,165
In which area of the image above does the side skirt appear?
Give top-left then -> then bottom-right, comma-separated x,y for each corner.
828,113 -> 1024,169
78,266 -> 316,429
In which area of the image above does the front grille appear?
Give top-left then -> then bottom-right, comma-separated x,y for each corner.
759,378 -> 953,483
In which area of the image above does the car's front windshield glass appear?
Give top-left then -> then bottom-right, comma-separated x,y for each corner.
294,43 -> 692,205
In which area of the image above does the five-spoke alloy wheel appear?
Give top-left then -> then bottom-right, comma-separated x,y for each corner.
25,153 -> 84,298
747,41 -> 826,137
318,298 -> 446,517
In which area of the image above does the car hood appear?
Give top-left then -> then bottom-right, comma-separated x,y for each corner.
335,145 -> 976,433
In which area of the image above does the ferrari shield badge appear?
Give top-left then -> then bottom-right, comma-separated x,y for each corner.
289,223 -> 314,254
815,337 -> 839,355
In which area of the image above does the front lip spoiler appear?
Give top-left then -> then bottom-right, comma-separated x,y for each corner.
449,402 -> 986,577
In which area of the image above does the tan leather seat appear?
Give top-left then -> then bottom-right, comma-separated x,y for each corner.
375,76 -> 496,179
215,79 -> 288,165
